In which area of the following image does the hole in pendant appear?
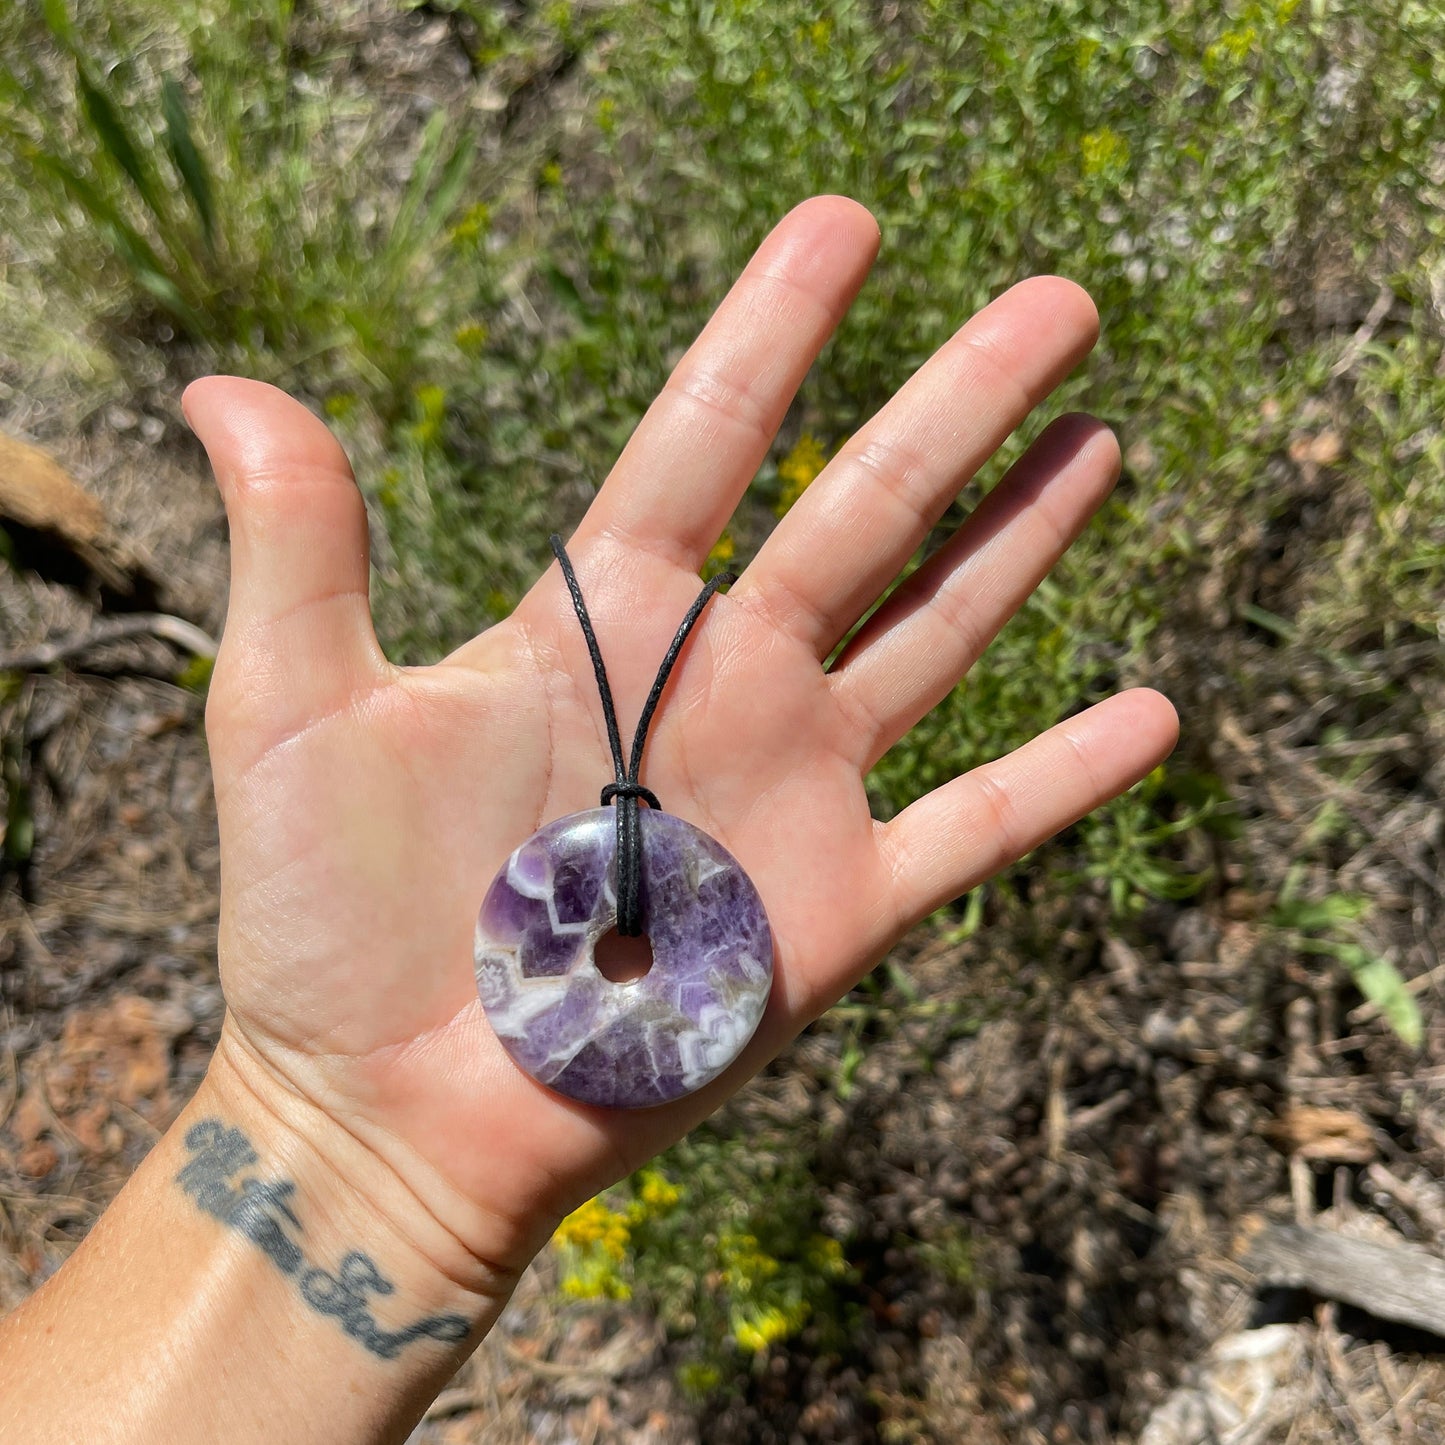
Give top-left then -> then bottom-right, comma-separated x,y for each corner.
595,928 -> 654,985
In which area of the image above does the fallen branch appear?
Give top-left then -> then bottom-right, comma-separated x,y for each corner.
1243,1222 -> 1445,1338
0,614 -> 217,673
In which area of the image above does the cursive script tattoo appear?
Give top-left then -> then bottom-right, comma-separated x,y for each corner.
176,1118 -> 469,1361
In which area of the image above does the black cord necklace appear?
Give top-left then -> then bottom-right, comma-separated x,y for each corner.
550,532 -> 733,938
473,536 -> 775,1110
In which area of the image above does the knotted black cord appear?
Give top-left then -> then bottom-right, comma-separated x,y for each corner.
549,534 -> 735,937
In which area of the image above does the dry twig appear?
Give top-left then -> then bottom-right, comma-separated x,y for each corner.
0,614 -> 217,673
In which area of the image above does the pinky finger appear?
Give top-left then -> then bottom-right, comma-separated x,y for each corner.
878,688 -> 1180,932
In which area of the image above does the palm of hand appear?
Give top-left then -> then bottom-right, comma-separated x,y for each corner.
190,198 -> 1176,1272
214,553 -> 877,1231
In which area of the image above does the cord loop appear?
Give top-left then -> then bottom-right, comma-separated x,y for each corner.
600,782 -> 663,811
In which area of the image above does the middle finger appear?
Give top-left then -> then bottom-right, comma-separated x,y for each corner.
729,276 -> 1099,659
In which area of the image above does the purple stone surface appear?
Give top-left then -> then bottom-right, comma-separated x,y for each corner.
474,808 -> 774,1109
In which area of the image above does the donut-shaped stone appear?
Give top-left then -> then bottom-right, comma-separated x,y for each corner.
474,808 -> 773,1108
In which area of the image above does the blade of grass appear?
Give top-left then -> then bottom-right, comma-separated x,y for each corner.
414,129 -> 474,249
385,110 -> 447,256
161,76 -> 217,252
39,0 -> 77,51
75,66 -> 163,217
381,112 -> 474,269
29,149 -> 207,338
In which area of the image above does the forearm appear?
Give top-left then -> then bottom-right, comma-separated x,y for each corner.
0,1038 -> 518,1444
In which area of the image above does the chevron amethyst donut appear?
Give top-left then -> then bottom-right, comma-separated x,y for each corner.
474,808 -> 773,1109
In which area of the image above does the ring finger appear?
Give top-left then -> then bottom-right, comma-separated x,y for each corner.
827,413 -> 1121,769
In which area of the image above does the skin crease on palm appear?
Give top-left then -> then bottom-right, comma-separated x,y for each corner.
184,195 -> 1179,1298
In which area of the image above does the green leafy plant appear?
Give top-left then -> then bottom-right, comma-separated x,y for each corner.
1270,875 -> 1423,1049
551,1134 -> 855,1387
1063,765 -> 1219,916
1,0 -> 484,411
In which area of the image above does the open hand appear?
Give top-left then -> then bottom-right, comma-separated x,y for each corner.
184,196 -> 1177,1302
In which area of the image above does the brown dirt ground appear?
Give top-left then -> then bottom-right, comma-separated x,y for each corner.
2,401 -> 1444,1445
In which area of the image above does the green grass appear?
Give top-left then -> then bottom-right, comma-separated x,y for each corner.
2,2 -> 506,413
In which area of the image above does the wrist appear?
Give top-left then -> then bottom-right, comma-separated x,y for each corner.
197,1020 -> 519,1352
0,1020 -> 516,1445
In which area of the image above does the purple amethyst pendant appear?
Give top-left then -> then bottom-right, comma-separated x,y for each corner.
474,808 -> 773,1109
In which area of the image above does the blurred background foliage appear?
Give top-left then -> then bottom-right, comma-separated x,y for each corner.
2,0 -> 1443,1387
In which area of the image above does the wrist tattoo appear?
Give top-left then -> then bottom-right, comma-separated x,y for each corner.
176,1119 -> 470,1361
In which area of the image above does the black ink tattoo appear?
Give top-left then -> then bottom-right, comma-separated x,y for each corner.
176,1118 -> 470,1361
301,1253 -> 470,1358
177,1120 -> 304,1274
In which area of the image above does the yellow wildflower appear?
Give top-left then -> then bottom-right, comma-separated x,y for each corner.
409,384 -> 447,447
775,433 -> 828,516
719,1232 -> 780,1290
1205,25 -> 1258,72
1080,127 -> 1129,178
377,465 -> 404,512
804,1234 -> 847,1277
449,201 -> 490,247
731,1302 -> 807,1354
454,321 -> 488,355
704,532 -> 736,577
560,1257 -> 632,1301
555,1196 -> 631,1261
637,1169 -> 681,1212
